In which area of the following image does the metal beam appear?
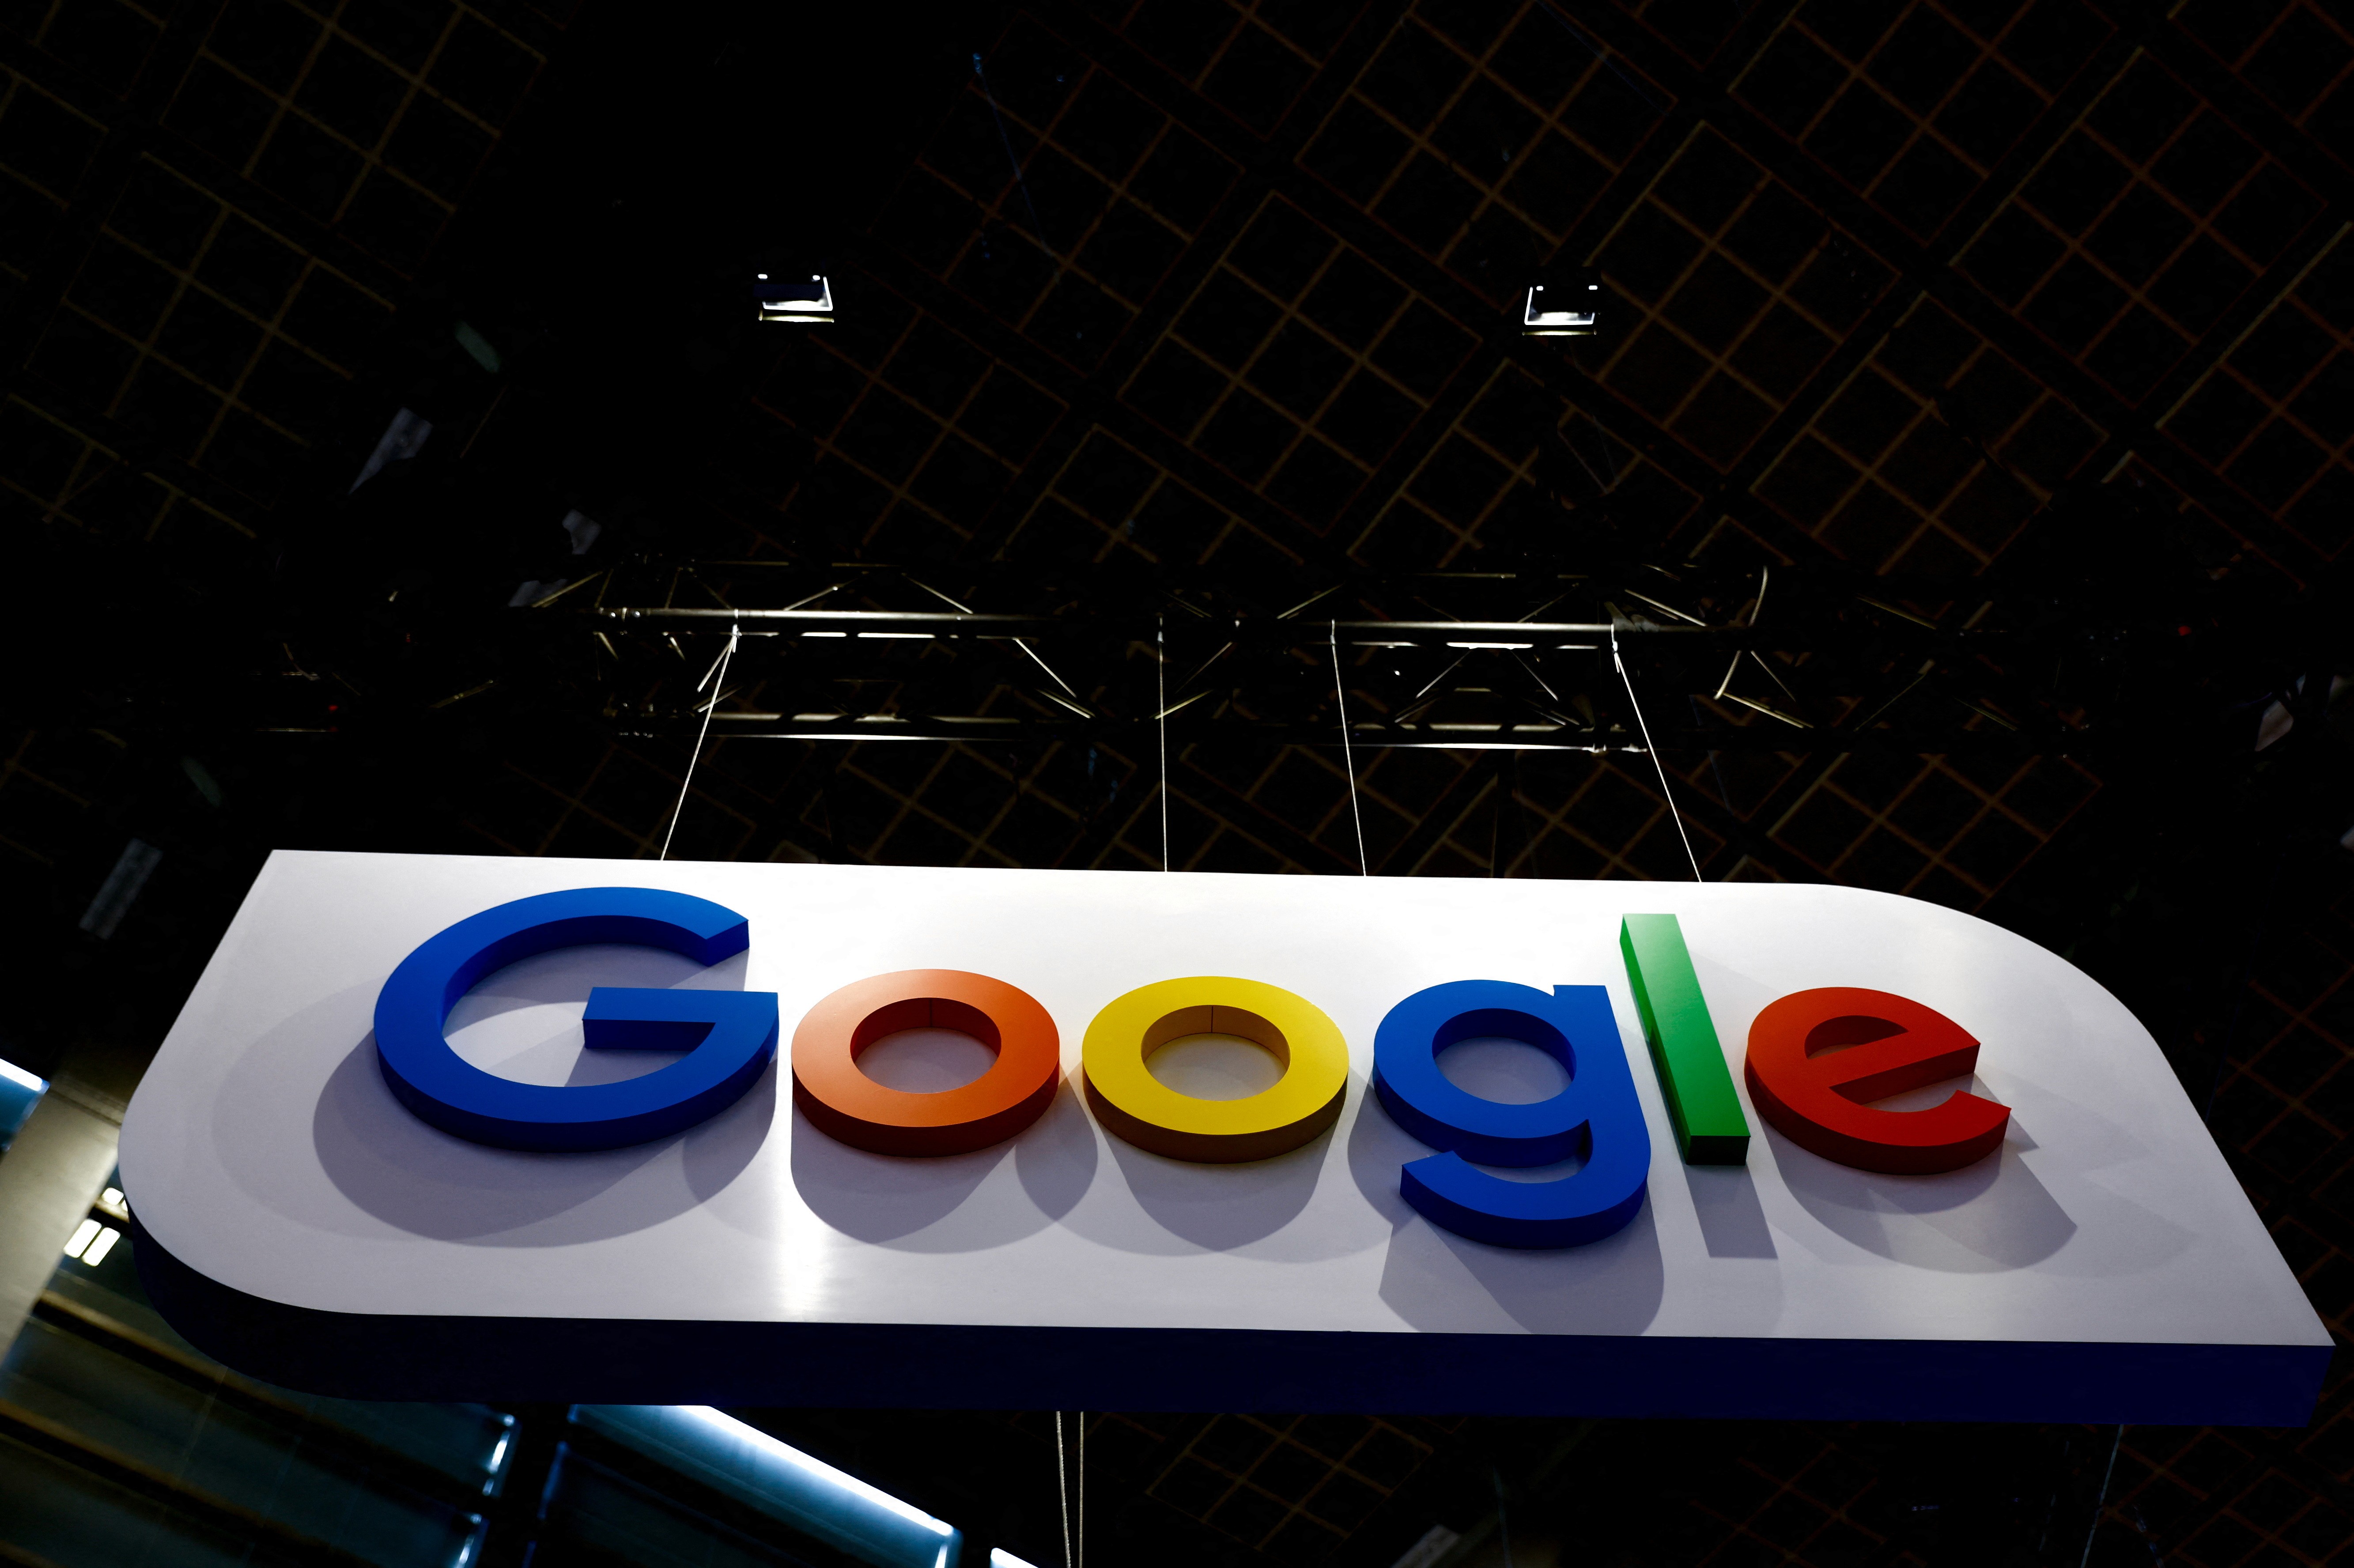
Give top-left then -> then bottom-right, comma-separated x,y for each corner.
0,1400 -> 389,1568
0,1081 -> 119,1361
625,712 -> 2093,755
581,606 -> 1991,652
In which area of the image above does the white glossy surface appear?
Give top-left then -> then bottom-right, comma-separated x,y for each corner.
119,851 -> 2326,1349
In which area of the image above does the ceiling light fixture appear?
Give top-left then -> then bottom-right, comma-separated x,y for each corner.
1523,281 -> 1601,336
756,272 -> 835,324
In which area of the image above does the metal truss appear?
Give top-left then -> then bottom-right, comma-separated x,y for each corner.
521,555 -> 2234,760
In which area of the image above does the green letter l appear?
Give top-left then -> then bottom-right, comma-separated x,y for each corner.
1619,913 -> 1749,1165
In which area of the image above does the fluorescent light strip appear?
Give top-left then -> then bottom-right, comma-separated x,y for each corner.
63,1219 -> 99,1260
992,1551 -> 1043,1568
677,1407 -> 954,1536
81,1226 -> 120,1266
0,1058 -> 46,1094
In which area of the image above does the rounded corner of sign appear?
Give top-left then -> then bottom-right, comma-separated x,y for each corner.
1839,880 -> 2021,932
128,1214 -> 328,1343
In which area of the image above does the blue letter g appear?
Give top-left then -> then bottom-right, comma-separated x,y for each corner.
374,888 -> 779,1152
1372,980 -> 1651,1248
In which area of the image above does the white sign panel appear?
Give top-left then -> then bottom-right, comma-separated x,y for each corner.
119,851 -> 2329,1421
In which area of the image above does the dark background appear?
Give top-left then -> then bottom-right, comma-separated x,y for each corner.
3,0 -> 2353,1562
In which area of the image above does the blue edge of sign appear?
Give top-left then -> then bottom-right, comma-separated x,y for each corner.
135,1218 -> 2328,1424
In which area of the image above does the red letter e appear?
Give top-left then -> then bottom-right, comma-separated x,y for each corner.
1745,987 -> 2009,1175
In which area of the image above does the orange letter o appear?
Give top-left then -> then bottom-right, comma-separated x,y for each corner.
790,970 -> 1062,1156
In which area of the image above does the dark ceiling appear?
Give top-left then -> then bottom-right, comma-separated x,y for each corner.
3,0 -> 2354,1564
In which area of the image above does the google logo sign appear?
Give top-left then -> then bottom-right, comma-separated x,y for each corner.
376,887 -> 2013,1252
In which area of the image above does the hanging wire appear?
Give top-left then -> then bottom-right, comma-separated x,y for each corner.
658,622 -> 737,861
2078,1424 -> 2124,1568
1530,0 -> 1670,113
1054,1412 -> 1073,1568
973,53 -> 1054,257
1331,622 -> 1368,876
1493,1467 -> 1517,1568
1610,624 -> 1703,881
1158,618 -> 1171,872
1077,1412 -> 1085,1568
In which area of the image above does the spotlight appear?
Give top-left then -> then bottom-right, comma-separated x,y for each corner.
1522,268 -> 1601,336
756,272 -> 834,324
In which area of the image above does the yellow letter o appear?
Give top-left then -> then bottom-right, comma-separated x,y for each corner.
1081,977 -> 1349,1163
